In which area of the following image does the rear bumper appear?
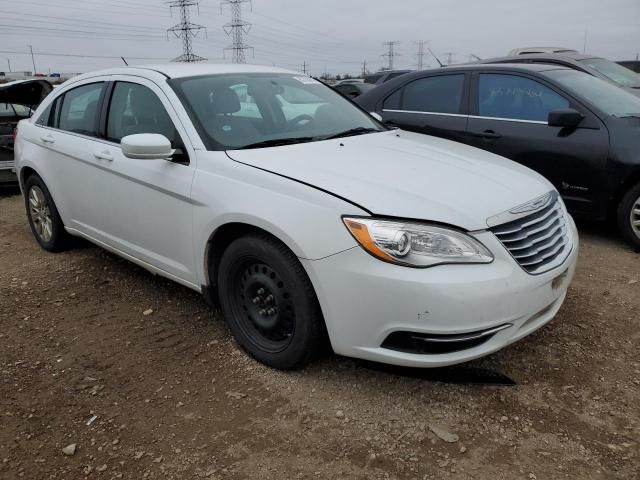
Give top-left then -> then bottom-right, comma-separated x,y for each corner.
302,217 -> 579,368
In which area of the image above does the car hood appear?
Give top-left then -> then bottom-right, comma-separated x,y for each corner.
226,131 -> 554,230
0,79 -> 53,107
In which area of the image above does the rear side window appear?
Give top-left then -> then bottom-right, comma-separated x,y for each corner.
383,75 -> 465,114
58,83 -> 104,136
478,74 -> 569,121
35,103 -> 53,126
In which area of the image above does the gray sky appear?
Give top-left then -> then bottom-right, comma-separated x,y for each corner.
2,0 -> 639,76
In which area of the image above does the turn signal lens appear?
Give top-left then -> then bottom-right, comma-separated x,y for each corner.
343,217 -> 493,267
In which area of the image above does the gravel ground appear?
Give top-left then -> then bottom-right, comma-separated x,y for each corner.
0,188 -> 638,479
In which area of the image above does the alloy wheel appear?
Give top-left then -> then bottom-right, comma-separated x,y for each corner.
631,195 -> 640,240
28,186 -> 53,242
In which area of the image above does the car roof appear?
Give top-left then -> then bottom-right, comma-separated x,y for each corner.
483,53 -> 597,63
64,63 -> 301,84
444,63 -> 573,73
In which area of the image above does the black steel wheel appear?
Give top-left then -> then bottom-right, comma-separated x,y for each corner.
217,233 -> 326,369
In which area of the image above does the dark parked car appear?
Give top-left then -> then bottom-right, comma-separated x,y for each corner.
0,79 -> 53,184
356,64 -> 640,248
480,53 -> 640,96
364,70 -> 413,85
333,82 -> 375,99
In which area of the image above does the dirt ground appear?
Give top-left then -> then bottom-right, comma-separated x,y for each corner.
0,188 -> 638,480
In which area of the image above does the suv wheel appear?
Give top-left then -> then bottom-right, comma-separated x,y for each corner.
217,234 -> 326,370
617,182 -> 640,250
24,175 -> 71,252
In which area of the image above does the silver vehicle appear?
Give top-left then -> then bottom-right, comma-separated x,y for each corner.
508,47 -> 579,56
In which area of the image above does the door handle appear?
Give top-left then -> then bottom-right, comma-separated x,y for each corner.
94,151 -> 114,162
40,135 -> 55,144
472,130 -> 502,139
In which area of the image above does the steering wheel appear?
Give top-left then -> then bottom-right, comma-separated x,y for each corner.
287,114 -> 315,131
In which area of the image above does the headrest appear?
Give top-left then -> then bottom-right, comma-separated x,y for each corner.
212,88 -> 241,114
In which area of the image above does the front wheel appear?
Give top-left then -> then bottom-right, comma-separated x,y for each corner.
617,183 -> 640,250
217,234 -> 326,370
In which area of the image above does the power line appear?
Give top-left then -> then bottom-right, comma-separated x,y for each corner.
221,0 -> 253,64
381,41 -> 401,71
0,49 -> 169,61
166,0 -> 207,63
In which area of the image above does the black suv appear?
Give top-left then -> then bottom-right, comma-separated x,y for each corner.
357,64 -> 640,248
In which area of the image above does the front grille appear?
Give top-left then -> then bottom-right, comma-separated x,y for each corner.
491,196 -> 571,274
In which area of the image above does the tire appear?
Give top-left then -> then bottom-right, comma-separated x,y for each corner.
24,174 -> 71,252
217,233 -> 326,370
617,182 -> 640,250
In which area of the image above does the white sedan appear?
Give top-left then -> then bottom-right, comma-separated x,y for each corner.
14,64 -> 579,370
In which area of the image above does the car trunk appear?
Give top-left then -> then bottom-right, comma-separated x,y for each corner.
0,79 -> 53,182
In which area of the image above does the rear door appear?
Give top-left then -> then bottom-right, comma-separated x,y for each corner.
467,71 -> 609,215
29,79 -> 108,229
379,72 -> 470,143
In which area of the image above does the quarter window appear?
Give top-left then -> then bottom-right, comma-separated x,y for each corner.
58,83 -> 104,136
383,75 -> 465,114
478,74 -> 569,122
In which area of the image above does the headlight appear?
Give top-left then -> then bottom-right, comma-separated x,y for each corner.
343,217 -> 493,267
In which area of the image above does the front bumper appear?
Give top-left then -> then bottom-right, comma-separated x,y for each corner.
302,216 -> 579,368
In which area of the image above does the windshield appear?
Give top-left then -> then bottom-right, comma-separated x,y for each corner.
579,58 -> 640,88
546,69 -> 640,117
170,73 -> 384,150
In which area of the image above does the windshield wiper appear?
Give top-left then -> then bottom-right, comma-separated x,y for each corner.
238,137 -> 315,150
322,127 -> 380,140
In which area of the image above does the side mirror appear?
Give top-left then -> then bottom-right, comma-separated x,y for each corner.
370,112 -> 383,122
121,134 -> 175,160
548,109 -> 584,128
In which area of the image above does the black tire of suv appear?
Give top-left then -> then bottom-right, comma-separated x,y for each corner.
24,175 -> 71,252
617,182 -> 640,250
217,233 -> 327,370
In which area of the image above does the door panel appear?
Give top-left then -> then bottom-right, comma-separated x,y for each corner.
380,74 -> 469,142
469,73 -> 609,215
34,81 -> 107,230
89,78 -> 197,284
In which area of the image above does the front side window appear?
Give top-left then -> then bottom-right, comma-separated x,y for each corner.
383,75 -> 465,114
58,83 -> 104,136
171,73 -> 383,150
478,74 -> 569,122
107,82 -> 178,145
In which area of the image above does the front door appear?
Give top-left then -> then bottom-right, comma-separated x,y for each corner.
468,72 -> 609,216
88,78 -> 198,285
380,73 -> 469,143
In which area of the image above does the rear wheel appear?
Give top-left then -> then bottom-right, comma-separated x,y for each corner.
24,175 -> 71,252
217,234 -> 326,370
617,182 -> 640,250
